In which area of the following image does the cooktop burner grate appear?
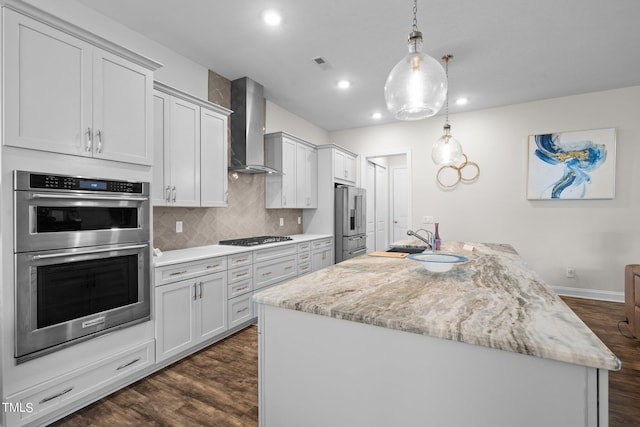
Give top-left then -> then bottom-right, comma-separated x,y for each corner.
219,235 -> 293,246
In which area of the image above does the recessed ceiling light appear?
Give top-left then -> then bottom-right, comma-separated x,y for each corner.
337,80 -> 351,89
456,97 -> 468,106
372,112 -> 382,120
262,10 -> 282,26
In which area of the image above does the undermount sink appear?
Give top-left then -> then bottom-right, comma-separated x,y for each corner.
386,246 -> 427,254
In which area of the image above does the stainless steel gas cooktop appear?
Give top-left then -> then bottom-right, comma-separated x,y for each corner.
218,236 -> 292,246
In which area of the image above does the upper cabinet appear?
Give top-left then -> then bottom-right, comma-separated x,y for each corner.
153,82 -> 231,207
265,132 -> 318,209
333,147 -> 357,184
2,8 -> 160,165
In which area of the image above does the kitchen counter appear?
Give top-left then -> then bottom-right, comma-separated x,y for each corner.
254,242 -> 619,426
153,234 -> 331,267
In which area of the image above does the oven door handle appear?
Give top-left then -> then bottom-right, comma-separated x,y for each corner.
31,244 -> 148,260
30,193 -> 148,202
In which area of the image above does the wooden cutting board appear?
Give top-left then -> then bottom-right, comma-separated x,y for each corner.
367,251 -> 408,258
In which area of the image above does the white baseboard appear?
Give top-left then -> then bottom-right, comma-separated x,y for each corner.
551,285 -> 624,303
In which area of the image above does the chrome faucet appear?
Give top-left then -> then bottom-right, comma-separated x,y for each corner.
407,229 -> 434,250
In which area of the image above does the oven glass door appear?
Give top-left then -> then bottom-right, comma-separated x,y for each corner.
15,191 -> 149,252
15,243 -> 150,362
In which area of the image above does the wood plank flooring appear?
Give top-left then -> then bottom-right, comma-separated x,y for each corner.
52,297 -> 640,426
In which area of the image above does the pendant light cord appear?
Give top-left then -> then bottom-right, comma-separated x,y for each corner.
443,55 -> 451,126
412,0 -> 418,32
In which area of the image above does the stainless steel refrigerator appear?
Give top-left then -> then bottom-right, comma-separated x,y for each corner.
335,185 -> 367,263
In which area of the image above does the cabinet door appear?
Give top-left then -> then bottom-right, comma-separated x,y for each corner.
169,98 -> 201,206
200,107 -> 228,207
334,150 -> 347,181
345,154 -> 357,183
92,49 -> 153,165
155,280 -> 197,362
3,9 -> 92,155
311,249 -> 333,272
296,144 -> 317,208
196,272 -> 228,342
152,91 -> 171,205
281,138 -> 297,207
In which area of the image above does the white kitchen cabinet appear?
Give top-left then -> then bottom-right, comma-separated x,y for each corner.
311,237 -> 334,271
333,147 -> 357,184
3,9 -> 157,165
265,132 -> 318,209
155,271 -> 227,362
153,83 -> 231,207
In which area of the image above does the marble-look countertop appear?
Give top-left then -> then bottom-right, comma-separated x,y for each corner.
153,234 -> 331,267
254,242 -> 621,371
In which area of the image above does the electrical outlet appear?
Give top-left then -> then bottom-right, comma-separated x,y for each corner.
297,217 -> 301,225
422,216 -> 434,224
566,267 -> 576,278
279,218 -> 284,226
176,221 -> 183,233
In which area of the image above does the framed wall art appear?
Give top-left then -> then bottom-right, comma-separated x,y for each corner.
527,128 -> 616,200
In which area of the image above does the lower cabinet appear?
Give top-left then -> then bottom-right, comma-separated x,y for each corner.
311,238 -> 334,271
4,341 -> 154,426
155,271 -> 227,363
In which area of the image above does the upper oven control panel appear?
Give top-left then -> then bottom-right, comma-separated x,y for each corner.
14,171 -> 148,195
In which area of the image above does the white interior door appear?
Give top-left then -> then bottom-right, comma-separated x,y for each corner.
375,165 -> 388,251
365,162 -> 376,252
392,167 -> 409,242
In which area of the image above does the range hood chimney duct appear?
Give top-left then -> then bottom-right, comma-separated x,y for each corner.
229,77 -> 280,174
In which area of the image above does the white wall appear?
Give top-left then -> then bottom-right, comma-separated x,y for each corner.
266,101 -> 330,146
330,86 -> 640,295
21,0 -> 209,98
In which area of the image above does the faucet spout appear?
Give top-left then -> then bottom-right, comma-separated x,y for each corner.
407,229 -> 434,250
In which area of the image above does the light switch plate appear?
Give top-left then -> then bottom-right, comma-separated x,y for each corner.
176,221 -> 183,233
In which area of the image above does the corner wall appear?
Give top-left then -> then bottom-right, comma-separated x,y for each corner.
330,86 -> 640,295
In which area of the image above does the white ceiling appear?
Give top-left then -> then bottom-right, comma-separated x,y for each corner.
73,0 -> 640,131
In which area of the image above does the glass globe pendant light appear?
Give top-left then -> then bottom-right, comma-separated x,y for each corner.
384,0 -> 447,120
431,55 -> 464,165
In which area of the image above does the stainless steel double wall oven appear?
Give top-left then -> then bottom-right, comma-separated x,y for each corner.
13,171 -> 151,363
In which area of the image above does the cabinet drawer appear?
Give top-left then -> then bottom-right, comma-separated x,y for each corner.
298,251 -> 311,264
7,341 -> 153,424
253,244 -> 296,263
297,241 -> 311,252
228,265 -> 252,284
228,278 -> 253,299
155,256 -> 227,286
298,262 -> 312,276
228,252 -> 253,268
228,294 -> 253,328
254,255 -> 297,290
311,238 -> 333,251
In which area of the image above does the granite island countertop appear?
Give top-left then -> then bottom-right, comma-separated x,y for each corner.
254,242 -> 621,371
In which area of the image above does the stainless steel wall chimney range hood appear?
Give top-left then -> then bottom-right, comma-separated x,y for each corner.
229,77 -> 281,174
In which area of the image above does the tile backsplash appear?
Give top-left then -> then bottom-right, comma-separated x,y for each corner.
152,70 -> 303,251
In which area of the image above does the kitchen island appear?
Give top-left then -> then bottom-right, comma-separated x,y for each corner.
254,242 -> 620,427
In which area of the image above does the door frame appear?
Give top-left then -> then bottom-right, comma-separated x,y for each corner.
359,149 -> 412,247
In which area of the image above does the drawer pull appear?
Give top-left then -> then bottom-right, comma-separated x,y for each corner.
117,357 -> 141,371
234,258 -> 248,264
169,270 -> 188,277
206,264 -> 221,269
262,271 -> 272,276
236,307 -> 249,314
235,272 -> 248,278
285,266 -> 293,270
235,286 -> 249,292
40,386 -> 74,404
300,255 -> 309,260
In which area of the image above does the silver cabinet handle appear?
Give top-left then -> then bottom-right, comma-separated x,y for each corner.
199,282 -> 203,299
172,186 -> 176,203
169,270 -> 188,277
40,386 -> 74,404
234,285 -> 249,292
96,130 -> 103,153
205,263 -> 221,270
165,186 -> 171,203
262,271 -> 272,276
236,307 -> 249,313
85,128 -> 92,152
193,283 -> 197,301
285,266 -> 293,270
235,272 -> 248,278
117,357 -> 141,371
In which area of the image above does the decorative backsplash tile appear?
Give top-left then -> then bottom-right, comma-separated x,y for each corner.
152,70 -> 303,251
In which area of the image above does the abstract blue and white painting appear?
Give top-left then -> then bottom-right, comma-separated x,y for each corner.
527,128 -> 616,199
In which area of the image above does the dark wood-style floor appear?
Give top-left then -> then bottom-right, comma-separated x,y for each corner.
52,297 -> 640,426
